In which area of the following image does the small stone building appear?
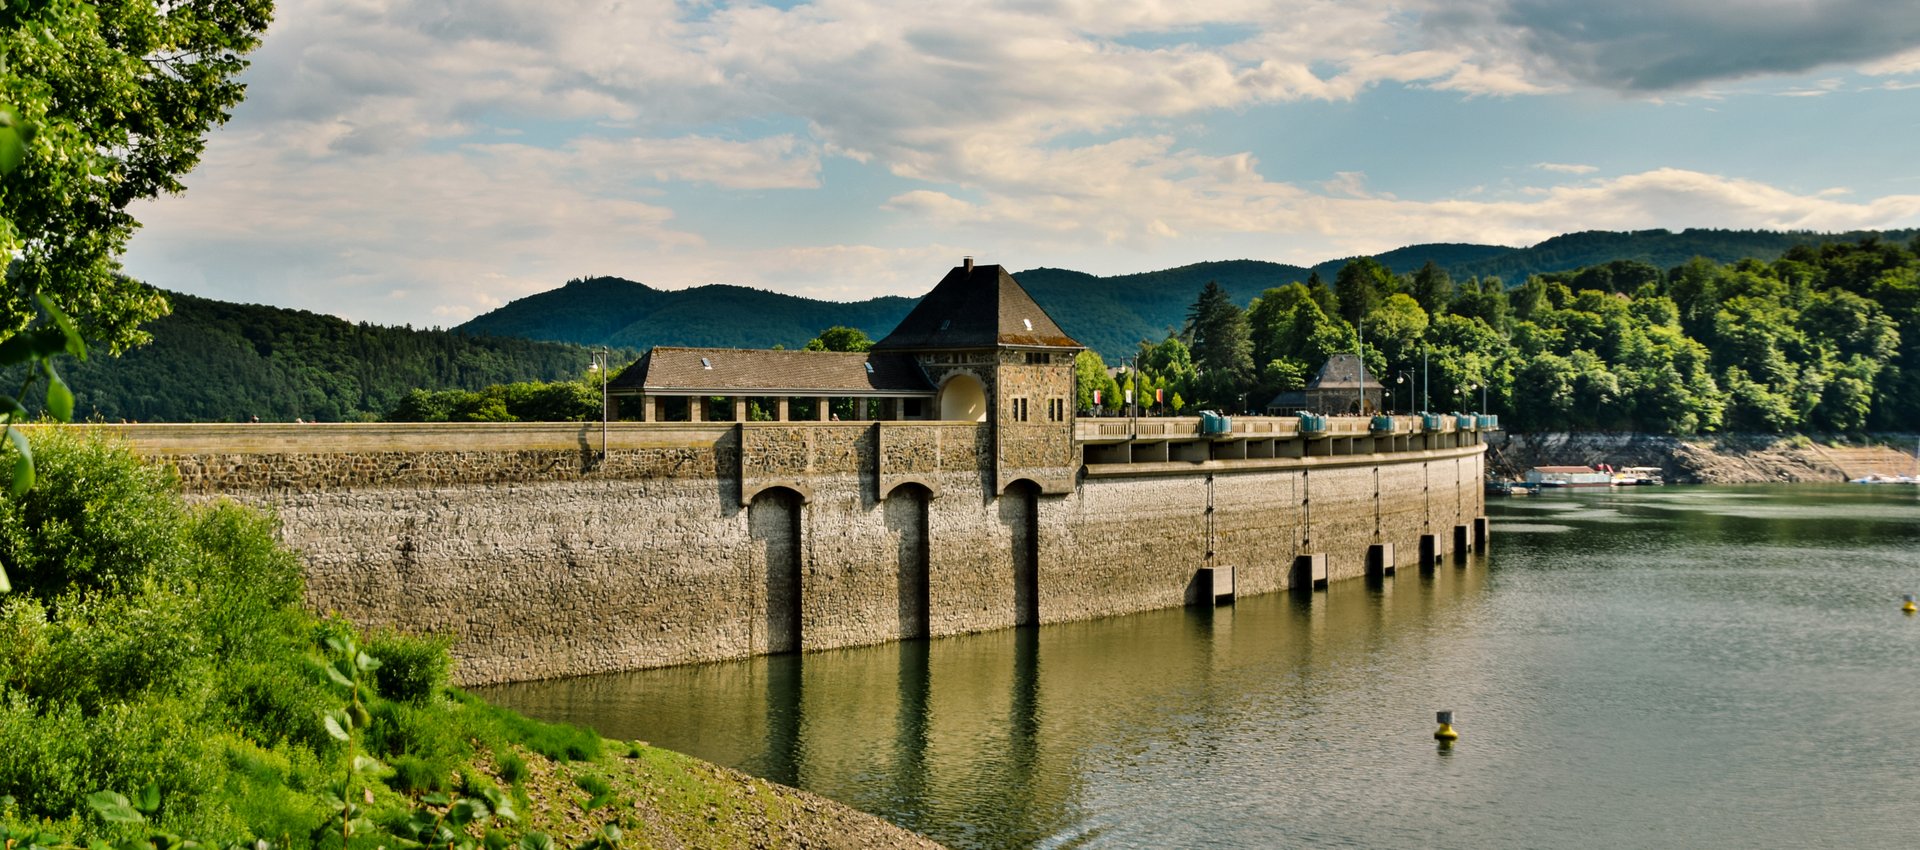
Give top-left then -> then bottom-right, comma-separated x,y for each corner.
607,258 -> 1085,490
1265,353 -> 1384,415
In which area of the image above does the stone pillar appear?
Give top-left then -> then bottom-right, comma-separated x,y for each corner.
640,395 -> 656,422
776,397 -> 790,421
855,398 -> 869,420
1366,543 -> 1395,579
604,394 -> 621,421
733,397 -> 747,422
816,397 -> 831,421
888,398 -> 903,421
688,397 -> 703,422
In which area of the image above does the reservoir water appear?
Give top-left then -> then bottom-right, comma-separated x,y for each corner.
478,485 -> 1920,849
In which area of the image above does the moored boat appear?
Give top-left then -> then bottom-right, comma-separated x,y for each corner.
1525,465 -> 1613,488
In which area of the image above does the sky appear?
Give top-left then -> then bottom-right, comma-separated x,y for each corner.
118,0 -> 1920,328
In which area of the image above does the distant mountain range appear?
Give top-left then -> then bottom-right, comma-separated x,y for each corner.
459,228 -> 1920,358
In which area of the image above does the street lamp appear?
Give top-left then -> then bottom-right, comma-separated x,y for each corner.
588,349 -> 609,461
1395,371 -> 1412,414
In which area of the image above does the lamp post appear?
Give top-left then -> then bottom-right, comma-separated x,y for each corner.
588,349 -> 609,461
1395,371 -> 1412,414
1421,346 -> 1429,413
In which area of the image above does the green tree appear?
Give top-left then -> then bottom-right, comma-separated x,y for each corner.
0,0 -> 275,352
1407,261 -> 1454,315
803,326 -> 874,352
1362,293 -> 1429,368
1183,282 -> 1254,408
1073,349 -> 1120,412
1334,257 -> 1391,326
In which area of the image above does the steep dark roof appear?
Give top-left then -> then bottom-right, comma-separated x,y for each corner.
873,262 -> 1082,351
607,347 -> 934,395
1308,353 -> 1384,390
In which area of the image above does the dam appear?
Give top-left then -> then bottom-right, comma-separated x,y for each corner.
97,261 -> 1491,685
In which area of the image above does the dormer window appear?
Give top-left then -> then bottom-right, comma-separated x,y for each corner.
1022,318 -> 1033,331
939,320 -> 951,331
700,357 -> 712,370
864,362 -> 874,374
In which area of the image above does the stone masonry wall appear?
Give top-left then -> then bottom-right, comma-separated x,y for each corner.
88,422 -> 1485,685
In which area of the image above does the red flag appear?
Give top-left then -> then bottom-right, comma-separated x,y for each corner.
1155,388 -> 1165,403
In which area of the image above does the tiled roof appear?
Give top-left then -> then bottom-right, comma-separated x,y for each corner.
1309,354 -> 1384,390
873,262 -> 1081,351
607,347 -> 935,395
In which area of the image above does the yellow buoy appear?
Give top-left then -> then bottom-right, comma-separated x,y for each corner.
1434,710 -> 1460,741
1903,594 -> 1916,614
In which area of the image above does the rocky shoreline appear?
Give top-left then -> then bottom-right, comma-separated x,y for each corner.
1488,432 -> 1920,484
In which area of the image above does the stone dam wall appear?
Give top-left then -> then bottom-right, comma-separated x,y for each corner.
90,421 -> 1487,685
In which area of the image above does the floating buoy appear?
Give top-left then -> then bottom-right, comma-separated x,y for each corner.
1434,710 -> 1460,742
1904,594 -> 1916,615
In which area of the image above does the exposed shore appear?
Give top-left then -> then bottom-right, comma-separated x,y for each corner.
1488,432 -> 1920,484
478,736 -> 947,849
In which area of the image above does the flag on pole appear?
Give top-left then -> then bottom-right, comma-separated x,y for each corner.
1093,390 -> 1102,405
1155,388 -> 1165,403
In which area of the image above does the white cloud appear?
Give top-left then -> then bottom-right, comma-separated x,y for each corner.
1862,47 -> 1920,76
117,0 -> 1920,327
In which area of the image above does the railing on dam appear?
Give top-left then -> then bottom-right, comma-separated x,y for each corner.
1073,414 -> 1498,442
1075,414 -> 1489,473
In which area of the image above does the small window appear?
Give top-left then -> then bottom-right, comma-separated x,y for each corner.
864,362 -> 874,374
700,357 -> 712,370
939,320 -> 951,331
1022,318 -> 1033,331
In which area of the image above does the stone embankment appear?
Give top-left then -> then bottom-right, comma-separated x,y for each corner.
1489,432 -> 1920,483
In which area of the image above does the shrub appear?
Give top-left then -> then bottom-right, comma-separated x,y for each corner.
368,631 -> 452,704
223,658 -> 337,753
19,582 -> 205,711
0,429 -> 187,598
181,501 -> 306,663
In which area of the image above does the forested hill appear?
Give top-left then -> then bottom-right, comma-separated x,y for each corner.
461,228 -> 1920,359
49,292 -> 605,422
456,276 -> 920,350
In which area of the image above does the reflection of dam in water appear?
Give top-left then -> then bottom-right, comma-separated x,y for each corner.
480,560 -> 1493,848
486,486 -> 1920,849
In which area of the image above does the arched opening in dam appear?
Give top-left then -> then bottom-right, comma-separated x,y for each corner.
1002,479 -> 1041,626
937,373 -> 987,421
749,486 -> 805,653
885,482 -> 933,640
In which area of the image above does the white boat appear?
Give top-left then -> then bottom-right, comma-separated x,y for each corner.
1612,466 -> 1665,486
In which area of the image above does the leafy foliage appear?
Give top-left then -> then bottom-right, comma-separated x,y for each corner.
0,0 -> 273,353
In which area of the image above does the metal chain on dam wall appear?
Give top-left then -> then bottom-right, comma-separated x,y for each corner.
74,416 -> 1490,685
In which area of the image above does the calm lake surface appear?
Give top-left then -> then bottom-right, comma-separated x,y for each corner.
478,485 -> 1920,849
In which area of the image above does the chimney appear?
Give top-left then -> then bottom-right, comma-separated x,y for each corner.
963,256 -> 974,273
